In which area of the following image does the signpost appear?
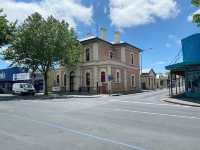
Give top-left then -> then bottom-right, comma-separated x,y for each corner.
108,75 -> 113,95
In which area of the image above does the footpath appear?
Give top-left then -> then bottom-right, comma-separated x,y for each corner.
162,97 -> 200,107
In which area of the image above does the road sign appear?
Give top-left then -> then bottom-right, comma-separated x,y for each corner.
108,75 -> 113,81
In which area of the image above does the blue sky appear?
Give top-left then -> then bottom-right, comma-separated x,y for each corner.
0,0 -> 199,73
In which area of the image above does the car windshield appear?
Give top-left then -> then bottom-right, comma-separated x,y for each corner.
23,84 -> 33,88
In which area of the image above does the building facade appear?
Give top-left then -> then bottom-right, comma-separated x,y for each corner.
141,69 -> 157,90
156,73 -> 168,89
166,33 -> 200,98
49,31 -> 141,94
0,67 -> 43,93
0,67 -> 26,93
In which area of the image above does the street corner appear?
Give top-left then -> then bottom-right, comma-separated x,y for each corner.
161,97 -> 200,107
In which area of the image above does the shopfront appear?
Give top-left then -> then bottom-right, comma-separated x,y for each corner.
166,33 -> 200,98
0,67 -> 44,94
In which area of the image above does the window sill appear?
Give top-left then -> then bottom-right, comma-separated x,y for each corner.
112,82 -> 121,84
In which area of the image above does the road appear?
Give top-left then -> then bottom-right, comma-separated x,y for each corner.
0,89 -> 199,150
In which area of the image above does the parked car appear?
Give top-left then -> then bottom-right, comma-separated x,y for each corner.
12,83 -> 35,95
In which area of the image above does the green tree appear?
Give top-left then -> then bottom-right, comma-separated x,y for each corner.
0,9 -> 16,47
192,0 -> 200,26
3,12 -> 81,95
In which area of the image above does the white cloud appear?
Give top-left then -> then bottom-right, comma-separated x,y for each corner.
168,34 -> 176,39
165,43 -> 172,48
109,0 -> 179,29
0,0 -> 93,28
165,34 -> 181,48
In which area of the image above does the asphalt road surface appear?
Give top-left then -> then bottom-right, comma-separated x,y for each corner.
0,89 -> 200,150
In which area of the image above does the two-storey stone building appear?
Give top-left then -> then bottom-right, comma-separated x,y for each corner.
48,29 -> 141,94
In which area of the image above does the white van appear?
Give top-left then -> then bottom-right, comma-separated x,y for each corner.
12,83 -> 35,95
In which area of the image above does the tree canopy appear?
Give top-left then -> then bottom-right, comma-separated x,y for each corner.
192,0 -> 200,26
0,9 -> 16,47
3,12 -> 81,95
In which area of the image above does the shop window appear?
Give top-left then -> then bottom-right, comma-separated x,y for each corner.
101,72 -> 106,82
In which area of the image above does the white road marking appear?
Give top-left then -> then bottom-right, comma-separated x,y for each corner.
10,114 -> 146,150
111,108 -> 200,120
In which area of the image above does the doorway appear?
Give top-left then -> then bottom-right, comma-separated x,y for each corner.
70,71 -> 75,92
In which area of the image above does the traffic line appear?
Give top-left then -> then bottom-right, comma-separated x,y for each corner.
110,108 -> 200,120
11,114 -> 146,150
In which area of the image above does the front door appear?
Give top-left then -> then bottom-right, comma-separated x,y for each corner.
70,71 -> 75,92
86,72 -> 90,93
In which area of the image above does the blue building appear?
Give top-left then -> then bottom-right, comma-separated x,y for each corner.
0,67 -> 43,93
166,33 -> 200,98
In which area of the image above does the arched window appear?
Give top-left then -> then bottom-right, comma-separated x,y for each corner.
101,72 -> 106,82
86,72 -> 90,86
56,75 -> 60,85
86,48 -> 90,61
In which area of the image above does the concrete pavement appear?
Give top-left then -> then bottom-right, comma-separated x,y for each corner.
162,97 -> 200,107
0,89 -> 199,150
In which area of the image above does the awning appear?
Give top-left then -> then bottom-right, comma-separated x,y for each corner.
166,61 -> 200,71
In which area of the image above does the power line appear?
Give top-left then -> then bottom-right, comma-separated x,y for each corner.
169,49 -> 182,65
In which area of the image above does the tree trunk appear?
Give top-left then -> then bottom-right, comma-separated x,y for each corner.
44,71 -> 48,95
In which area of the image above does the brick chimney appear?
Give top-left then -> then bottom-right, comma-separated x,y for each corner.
99,27 -> 107,40
113,31 -> 121,43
